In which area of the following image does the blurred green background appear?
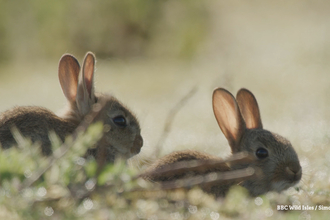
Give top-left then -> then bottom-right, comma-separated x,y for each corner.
1,0 -> 330,219
0,0 -> 209,61
1,0 -> 330,194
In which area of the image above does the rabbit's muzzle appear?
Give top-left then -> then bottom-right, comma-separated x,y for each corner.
131,134 -> 143,154
285,164 -> 302,182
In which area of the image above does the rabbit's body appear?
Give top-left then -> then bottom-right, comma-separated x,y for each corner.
144,150 -> 221,181
143,88 -> 301,197
143,150 -> 234,197
0,52 -> 143,162
0,106 -> 76,155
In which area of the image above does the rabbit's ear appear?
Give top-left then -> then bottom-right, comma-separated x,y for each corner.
76,52 -> 97,115
82,52 -> 95,99
236,88 -> 263,129
58,54 -> 80,102
213,88 -> 246,152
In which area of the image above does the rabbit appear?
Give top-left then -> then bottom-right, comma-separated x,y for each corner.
0,52 -> 143,163
142,88 -> 301,197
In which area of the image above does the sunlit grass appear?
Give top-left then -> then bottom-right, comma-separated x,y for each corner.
1,0 -> 330,219
0,55 -> 330,218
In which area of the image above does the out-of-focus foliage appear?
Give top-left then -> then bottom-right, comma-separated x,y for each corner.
0,122 -> 330,219
1,0 -> 330,219
0,0 -> 210,62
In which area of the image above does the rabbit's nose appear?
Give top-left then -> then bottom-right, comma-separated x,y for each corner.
130,134 -> 143,154
285,164 -> 302,181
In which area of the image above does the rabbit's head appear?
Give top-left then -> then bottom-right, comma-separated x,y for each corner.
58,52 -> 143,161
213,88 -> 301,196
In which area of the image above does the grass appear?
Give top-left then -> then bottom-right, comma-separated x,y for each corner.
0,55 -> 329,219
1,1 -> 330,219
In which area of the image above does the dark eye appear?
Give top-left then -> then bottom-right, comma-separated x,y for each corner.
113,116 -> 126,127
256,148 -> 268,159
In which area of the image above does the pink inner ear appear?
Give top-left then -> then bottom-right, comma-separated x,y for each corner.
213,88 -> 246,151
58,55 -> 80,102
83,54 -> 95,97
236,89 -> 263,129
213,93 -> 239,141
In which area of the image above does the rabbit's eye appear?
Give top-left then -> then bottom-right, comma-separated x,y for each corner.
256,148 -> 268,159
113,116 -> 126,127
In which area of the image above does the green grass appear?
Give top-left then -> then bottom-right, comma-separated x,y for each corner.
1,1 -> 330,219
0,55 -> 329,219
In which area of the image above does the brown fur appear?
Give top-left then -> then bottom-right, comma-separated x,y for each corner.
143,88 -> 302,197
0,52 -> 143,163
0,106 -> 76,155
143,150 -> 234,197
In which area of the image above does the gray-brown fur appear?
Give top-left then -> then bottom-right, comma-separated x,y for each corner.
142,150 -> 235,197
85,95 -> 143,161
143,150 -> 222,181
0,106 -> 76,155
143,88 -> 301,197
0,52 -> 143,163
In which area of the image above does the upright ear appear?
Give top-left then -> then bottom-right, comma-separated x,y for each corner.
236,88 -> 263,129
76,52 -> 97,116
58,54 -> 80,103
213,88 -> 246,153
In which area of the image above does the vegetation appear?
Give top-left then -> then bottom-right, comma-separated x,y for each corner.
1,1 -> 330,219
0,0 -> 210,62
0,105 -> 329,219
1,129 -> 329,219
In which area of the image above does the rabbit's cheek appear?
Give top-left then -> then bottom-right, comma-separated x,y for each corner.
108,139 -> 128,154
271,181 -> 295,192
240,179 -> 269,196
270,168 -> 301,192
104,131 -> 136,156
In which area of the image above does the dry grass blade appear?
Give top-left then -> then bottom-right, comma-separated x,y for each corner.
154,86 -> 198,157
139,152 -> 254,180
131,166 -> 257,194
135,152 -> 258,192
158,166 -> 256,190
20,100 -> 108,190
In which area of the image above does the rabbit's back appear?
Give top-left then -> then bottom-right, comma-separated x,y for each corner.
0,106 -> 77,155
144,150 -> 228,181
143,150 -> 236,197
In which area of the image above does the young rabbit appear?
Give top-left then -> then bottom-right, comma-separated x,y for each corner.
0,52 -> 143,163
142,88 -> 301,197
